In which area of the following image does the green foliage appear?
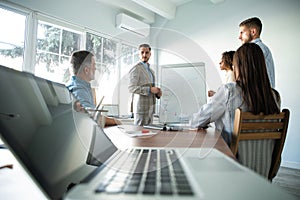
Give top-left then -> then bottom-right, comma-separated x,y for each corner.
86,33 -> 103,63
0,46 -> 23,58
62,30 -> 81,56
0,22 -> 136,83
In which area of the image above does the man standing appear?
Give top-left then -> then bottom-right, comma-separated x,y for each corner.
128,44 -> 162,126
239,17 -> 275,88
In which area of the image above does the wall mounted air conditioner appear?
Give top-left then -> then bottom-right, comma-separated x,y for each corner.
116,13 -> 150,37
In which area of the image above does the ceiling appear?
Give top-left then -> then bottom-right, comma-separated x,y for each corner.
96,0 -> 224,24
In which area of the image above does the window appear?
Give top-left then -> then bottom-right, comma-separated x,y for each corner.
120,44 -> 138,78
35,21 -> 82,83
0,7 -> 26,71
86,32 -> 119,106
86,32 -> 103,64
0,4 -> 152,116
86,33 -> 139,115
118,44 -> 139,115
100,37 -> 118,103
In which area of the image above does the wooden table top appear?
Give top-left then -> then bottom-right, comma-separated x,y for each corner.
104,125 -> 235,159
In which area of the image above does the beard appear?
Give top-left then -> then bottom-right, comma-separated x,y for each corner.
243,34 -> 253,44
141,57 -> 149,62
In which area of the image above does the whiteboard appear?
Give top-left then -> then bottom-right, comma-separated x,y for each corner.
158,62 -> 206,124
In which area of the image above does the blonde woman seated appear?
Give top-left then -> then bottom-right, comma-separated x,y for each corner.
190,43 -> 280,178
208,51 -> 235,97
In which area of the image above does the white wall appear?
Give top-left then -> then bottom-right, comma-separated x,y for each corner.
153,0 -> 300,169
5,0 -> 300,168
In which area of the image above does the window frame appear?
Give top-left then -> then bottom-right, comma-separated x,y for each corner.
35,19 -> 84,83
0,3 -> 30,71
0,2 -> 152,116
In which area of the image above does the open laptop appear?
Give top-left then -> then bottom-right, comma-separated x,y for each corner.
101,104 -> 119,118
0,65 -> 295,200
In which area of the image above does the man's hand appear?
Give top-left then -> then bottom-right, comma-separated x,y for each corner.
150,86 -> 160,94
208,90 -> 216,97
157,88 -> 162,97
151,87 -> 162,98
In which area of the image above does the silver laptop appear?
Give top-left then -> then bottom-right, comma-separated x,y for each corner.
0,65 -> 295,200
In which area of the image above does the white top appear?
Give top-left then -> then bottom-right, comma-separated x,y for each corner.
224,70 -> 235,83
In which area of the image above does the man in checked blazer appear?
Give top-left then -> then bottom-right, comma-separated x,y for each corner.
128,44 -> 162,126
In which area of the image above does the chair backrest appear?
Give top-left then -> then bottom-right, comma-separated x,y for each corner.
230,108 -> 290,180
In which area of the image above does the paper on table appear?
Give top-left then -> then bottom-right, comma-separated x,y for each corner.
124,130 -> 157,137
115,125 -> 158,137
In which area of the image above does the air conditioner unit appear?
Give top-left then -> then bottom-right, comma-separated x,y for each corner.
116,13 -> 150,37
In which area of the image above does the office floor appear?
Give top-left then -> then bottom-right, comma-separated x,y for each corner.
273,167 -> 300,199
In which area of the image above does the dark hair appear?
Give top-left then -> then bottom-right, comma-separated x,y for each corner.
239,17 -> 262,35
139,44 -> 151,51
222,51 -> 235,70
70,50 -> 94,75
233,43 -> 279,115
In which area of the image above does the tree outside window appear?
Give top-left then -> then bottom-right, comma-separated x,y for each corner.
0,8 -> 25,71
86,33 -> 118,105
35,21 -> 81,83
0,7 -> 144,116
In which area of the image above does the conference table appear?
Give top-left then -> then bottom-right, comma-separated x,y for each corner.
1,124 -> 296,199
104,124 -> 235,159
102,124 -> 300,200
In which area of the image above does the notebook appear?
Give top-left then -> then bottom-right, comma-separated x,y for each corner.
0,65 -> 294,200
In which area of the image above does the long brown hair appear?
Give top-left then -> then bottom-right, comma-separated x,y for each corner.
233,43 -> 279,114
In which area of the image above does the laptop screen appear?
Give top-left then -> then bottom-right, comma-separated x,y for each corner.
0,66 -> 117,199
101,104 -> 119,117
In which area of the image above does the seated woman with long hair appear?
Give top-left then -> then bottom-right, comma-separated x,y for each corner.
190,43 -> 280,177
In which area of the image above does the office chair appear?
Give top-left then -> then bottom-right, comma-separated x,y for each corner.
230,108 -> 290,181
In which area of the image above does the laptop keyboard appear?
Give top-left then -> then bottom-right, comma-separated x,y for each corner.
95,149 -> 194,196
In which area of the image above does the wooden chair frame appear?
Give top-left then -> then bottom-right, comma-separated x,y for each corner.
230,108 -> 290,180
